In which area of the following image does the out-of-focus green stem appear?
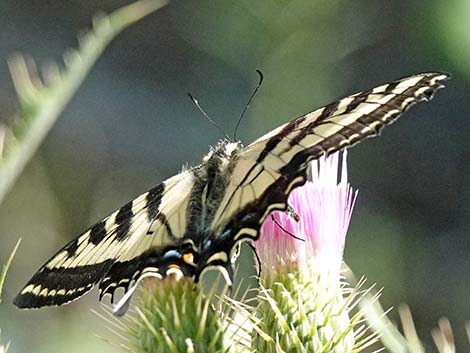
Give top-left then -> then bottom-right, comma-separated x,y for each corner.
344,264 -> 422,353
0,239 -> 21,303
0,239 -> 21,353
0,0 -> 168,206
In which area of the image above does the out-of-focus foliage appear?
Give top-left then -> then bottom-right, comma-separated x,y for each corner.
431,0 -> 470,79
0,0 -> 168,205
0,240 -> 20,303
0,240 -> 20,353
0,1 -> 468,353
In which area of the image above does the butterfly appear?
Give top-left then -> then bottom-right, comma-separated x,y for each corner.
14,72 -> 448,315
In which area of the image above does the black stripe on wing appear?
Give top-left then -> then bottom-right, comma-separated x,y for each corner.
219,72 -> 449,242
13,182 -> 167,309
13,261 -> 113,308
97,244 -> 197,303
280,72 -> 449,173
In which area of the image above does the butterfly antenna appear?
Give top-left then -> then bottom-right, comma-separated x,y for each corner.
187,93 -> 230,140
233,69 -> 264,141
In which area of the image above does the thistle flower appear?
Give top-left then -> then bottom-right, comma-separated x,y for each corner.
252,151 -> 364,353
125,275 -> 230,353
257,151 -> 356,278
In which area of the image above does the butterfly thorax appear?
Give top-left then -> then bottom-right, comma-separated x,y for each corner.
188,140 -> 242,236
182,140 -> 243,279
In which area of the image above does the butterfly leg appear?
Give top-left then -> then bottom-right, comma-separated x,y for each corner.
270,214 -> 304,241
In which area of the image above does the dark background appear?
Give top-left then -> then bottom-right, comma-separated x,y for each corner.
0,1 -> 468,352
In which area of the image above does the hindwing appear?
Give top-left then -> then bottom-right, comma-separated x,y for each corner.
14,170 -> 196,308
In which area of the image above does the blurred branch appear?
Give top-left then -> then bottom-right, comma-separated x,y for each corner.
466,323 -> 470,345
345,264 -> 470,353
0,334 -> 9,353
0,0 -> 168,206
397,305 -> 426,353
0,239 -> 21,353
0,238 -> 21,303
431,318 -> 455,353
344,264 -> 414,353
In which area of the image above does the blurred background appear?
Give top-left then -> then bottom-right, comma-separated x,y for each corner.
0,0 -> 468,352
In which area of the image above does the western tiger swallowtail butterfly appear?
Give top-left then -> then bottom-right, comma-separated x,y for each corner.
14,72 -> 448,315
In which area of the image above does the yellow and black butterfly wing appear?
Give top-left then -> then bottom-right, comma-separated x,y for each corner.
211,72 -> 449,245
98,169 -> 197,302
14,72 -> 449,310
14,169 -> 196,308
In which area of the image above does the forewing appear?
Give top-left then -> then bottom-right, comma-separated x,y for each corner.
98,169 -> 197,301
14,169 -> 195,308
212,72 -> 449,241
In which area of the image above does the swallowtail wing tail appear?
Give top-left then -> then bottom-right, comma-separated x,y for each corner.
14,72 -> 448,313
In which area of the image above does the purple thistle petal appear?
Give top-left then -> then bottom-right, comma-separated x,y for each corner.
256,151 -> 358,276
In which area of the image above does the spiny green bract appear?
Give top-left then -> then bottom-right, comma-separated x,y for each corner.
128,277 -> 229,353
252,266 -> 365,353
